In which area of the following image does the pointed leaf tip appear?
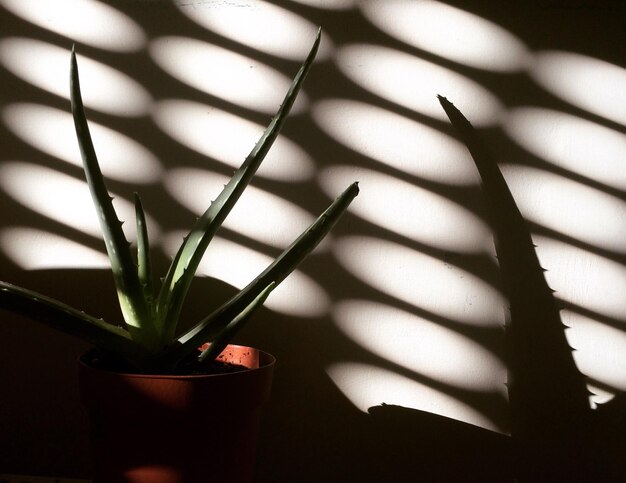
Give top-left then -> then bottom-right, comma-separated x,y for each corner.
437,94 -> 451,106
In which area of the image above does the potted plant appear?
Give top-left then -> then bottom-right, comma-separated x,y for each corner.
0,29 -> 358,482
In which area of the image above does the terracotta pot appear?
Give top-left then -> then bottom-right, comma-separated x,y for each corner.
79,345 -> 275,483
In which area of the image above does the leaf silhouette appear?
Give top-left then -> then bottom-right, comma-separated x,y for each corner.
439,96 -> 593,479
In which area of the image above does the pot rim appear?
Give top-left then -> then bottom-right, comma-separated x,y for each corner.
79,343 -> 276,380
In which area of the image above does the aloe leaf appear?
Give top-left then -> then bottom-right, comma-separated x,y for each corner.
0,281 -> 150,363
198,282 -> 275,363
70,47 -> 154,348
156,28 -> 322,341
438,96 -> 591,443
134,193 -> 154,314
158,181 -> 359,367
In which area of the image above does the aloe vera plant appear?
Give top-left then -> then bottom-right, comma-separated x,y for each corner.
0,29 -> 358,373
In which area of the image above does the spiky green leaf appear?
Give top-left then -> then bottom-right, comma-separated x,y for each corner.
134,193 -> 154,315
0,281 -> 151,365
155,28 -> 323,342
70,47 -> 155,349
157,181 -> 359,367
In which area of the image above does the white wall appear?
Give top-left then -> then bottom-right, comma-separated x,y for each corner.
0,0 -> 624,480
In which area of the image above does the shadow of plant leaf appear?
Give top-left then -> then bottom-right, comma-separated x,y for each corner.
438,95 -> 591,439
367,94 -> 626,480
435,95 -> 624,481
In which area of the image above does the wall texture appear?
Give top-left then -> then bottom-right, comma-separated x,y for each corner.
0,0 -> 624,480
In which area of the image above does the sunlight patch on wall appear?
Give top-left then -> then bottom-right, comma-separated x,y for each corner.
326,362 -> 500,431
586,385 -> 617,409
150,37 -> 308,115
319,167 -> 492,254
503,108 -> 626,191
333,236 -> 505,327
562,310 -> 626,406
152,99 -> 314,182
175,0 -> 331,61
530,51 -> 626,126
165,168 -> 316,250
336,44 -> 502,126
533,235 -> 626,322
360,0 -> 529,72
0,38 -> 152,117
0,227 -> 108,270
333,300 -> 506,392
501,165 -> 626,255
0,0 -> 146,52
162,232 -> 329,318
0,161 -> 160,242
312,99 -> 478,186
2,103 -> 162,183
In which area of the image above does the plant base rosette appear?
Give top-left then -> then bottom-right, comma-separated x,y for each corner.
79,344 -> 275,483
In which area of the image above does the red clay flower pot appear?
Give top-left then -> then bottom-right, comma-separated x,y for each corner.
79,344 -> 275,483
